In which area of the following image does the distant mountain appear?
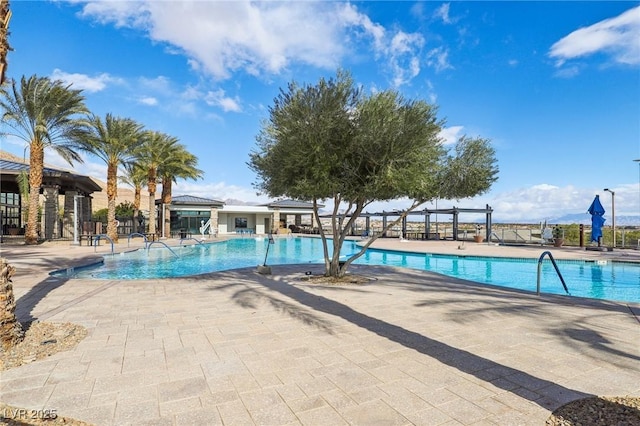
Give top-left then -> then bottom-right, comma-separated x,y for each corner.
91,179 -> 150,212
548,213 -> 640,226
545,213 -> 592,225
224,198 -> 260,206
0,150 -> 24,162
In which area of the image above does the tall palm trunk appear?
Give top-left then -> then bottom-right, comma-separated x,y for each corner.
25,142 -> 44,244
161,177 -> 172,238
106,163 -> 118,242
133,184 -> 141,231
0,257 -> 23,350
147,169 -> 157,236
133,185 -> 141,216
0,0 -> 11,85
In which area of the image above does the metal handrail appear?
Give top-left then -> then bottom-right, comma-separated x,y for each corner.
147,241 -> 179,257
179,237 -> 204,245
93,234 -> 115,255
537,251 -> 569,295
128,232 -> 149,248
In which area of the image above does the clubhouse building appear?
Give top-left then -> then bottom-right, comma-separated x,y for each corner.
0,157 -> 319,241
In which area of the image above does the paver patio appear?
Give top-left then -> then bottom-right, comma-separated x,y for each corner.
1,240 -> 638,425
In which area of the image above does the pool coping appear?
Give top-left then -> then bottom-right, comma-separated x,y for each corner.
45,237 -> 640,306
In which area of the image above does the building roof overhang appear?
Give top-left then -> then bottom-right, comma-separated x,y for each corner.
0,159 -> 102,194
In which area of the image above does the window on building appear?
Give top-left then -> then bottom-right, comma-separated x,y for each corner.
169,210 -> 211,236
235,217 -> 247,229
1,191 -> 22,235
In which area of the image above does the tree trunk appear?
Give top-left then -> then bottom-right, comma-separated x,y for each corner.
106,163 -> 118,242
133,185 -> 141,214
0,0 -> 11,85
132,184 -> 141,232
25,143 -> 44,245
147,168 -> 157,236
0,257 -> 23,350
161,177 -> 172,239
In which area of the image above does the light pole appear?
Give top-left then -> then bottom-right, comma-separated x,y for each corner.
72,194 -> 84,246
603,188 -> 615,248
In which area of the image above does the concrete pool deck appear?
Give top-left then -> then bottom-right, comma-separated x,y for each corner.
0,238 -> 639,425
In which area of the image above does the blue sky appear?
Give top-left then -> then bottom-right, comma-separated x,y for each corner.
3,1 -> 639,223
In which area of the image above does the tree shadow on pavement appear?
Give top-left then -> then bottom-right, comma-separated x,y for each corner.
399,267 -> 640,368
211,266 -> 593,411
9,253 -> 105,330
204,278 -> 336,335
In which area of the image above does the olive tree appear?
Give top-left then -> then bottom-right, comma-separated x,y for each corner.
249,71 -> 498,277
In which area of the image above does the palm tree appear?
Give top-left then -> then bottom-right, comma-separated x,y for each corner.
135,131 -> 180,236
0,75 -> 89,244
159,145 -> 203,237
80,113 -> 144,242
0,2 -> 22,351
0,257 -> 22,349
120,161 -> 148,231
0,0 -> 11,85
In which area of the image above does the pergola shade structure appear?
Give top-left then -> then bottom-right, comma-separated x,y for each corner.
0,159 -> 102,240
322,205 -> 493,241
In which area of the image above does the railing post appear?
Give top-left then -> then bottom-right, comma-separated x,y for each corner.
536,260 -> 543,295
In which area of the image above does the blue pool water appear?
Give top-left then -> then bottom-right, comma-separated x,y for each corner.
61,237 -> 640,303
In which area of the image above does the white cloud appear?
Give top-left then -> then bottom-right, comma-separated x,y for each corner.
204,89 -> 242,113
425,80 -> 437,104
553,65 -> 581,79
438,126 -> 464,145
181,86 -> 201,101
477,184 -> 612,222
138,76 -> 172,92
410,3 -> 425,20
434,3 -> 452,24
75,1 -> 426,87
347,182 -> 640,223
390,31 -> 421,55
391,56 -> 421,88
78,1 -> 150,28
50,69 -> 119,93
386,31 -> 425,87
549,5 -> 640,67
426,47 -> 453,73
177,102 -> 199,117
112,76 -> 239,116
138,96 -> 158,106
338,3 -> 386,55
1,134 -> 28,150
43,147 -> 108,178
79,2 -> 348,78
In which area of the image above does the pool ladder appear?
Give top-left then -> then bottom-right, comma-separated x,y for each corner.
537,251 -> 569,296
147,241 -> 179,257
128,232 -> 149,248
179,237 -> 204,245
93,234 -> 115,255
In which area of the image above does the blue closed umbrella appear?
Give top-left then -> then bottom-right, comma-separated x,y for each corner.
587,195 -> 606,243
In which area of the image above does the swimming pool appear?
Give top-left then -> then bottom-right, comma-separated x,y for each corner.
61,237 -> 640,303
